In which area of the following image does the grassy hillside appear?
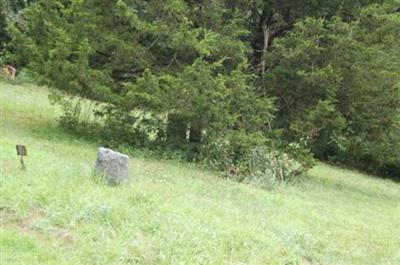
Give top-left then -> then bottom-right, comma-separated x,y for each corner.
1,81 -> 399,265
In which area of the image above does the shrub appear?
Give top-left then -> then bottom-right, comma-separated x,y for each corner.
202,131 -> 315,185
99,109 -> 164,148
234,146 -> 314,185
16,69 -> 36,84
48,90 -> 102,139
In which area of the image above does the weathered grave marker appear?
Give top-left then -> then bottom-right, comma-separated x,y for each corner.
16,144 -> 27,170
95,147 -> 130,185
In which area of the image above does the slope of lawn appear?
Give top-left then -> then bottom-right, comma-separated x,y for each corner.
0,81 -> 399,265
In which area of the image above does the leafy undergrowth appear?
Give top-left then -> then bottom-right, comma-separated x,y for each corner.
1,82 -> 399,265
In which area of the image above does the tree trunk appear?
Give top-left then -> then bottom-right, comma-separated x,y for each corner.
261,24 -> 271,77
188,124 -> 202,159
166,113 -> 187,148
189,124 -> 202,144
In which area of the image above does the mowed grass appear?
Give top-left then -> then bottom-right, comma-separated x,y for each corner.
0,81 -> 399,265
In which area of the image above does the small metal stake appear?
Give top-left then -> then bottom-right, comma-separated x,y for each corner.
16,145 -> 27,170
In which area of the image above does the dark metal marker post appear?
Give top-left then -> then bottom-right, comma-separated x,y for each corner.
16,145 -> 27,170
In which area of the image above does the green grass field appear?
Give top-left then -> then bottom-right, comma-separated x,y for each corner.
1,81 -> 399,265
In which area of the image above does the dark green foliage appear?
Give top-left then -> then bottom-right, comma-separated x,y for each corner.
166,114 -> 187,148
0,0 -> 36,60
0,0 -> 10,59
228,0 -> 381,79
264,3 -> 400,178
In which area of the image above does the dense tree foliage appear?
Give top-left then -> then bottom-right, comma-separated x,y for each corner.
265,2 -> 400,177
0,0 -> 33,59
2,0 -> 399,179
225,0 -> 381,78
0,0 -> 10,58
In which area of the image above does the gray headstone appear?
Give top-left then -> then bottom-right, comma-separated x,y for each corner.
95,147 -> 130,185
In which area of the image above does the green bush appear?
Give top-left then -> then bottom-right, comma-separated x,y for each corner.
235,146 -> 309,185
100,109 -> 164,148
48,91 -> 102,139
16,69 -> 36,84
236,144 -> 315,185
202,131 -> 315,185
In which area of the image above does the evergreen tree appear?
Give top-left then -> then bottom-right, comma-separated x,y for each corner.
9,0 -> 274,151
0,0 -> 34,60
226,0 -> 381,78
264,2 -> 400,177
